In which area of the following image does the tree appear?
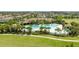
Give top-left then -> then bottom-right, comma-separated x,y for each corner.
0,24 -> 10,33
40,24 -> 50,34
0,24 -> 4,33
71,22 -> 79,36
26,26 -> 32,35
54,16 -> 63,20
44,27 -> 50,34
54,16 -> 66,25
16,24 -> 22,33
55,28 -> 62,35
71,22 -> 79,26
40,25 -> 44,33
68,26 -> 79,36
7,19 -> 17,25
11,24 -> 22,33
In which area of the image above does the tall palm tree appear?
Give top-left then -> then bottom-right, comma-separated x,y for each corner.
26,25 -> 32,35
55,28 -> 62,35
40,25 -> 44,33
40,24 -> 50,34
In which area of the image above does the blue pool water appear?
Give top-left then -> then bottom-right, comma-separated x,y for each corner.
24,23 -> 69,35
32,23 -> 58,30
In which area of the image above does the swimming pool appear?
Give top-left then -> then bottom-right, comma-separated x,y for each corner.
32,24 -> 59,29
24,23 -> 69,35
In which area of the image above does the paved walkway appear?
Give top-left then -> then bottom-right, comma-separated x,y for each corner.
30,35 -> 79,42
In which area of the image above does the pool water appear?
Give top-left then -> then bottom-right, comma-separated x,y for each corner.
32,24 -> 58,29
24,23 -> 69,35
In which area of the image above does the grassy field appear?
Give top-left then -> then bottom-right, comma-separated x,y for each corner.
0,34 -> 79,47
63,19 -> 79,23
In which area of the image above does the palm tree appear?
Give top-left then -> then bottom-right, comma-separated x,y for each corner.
55,28 -> 62,35
26,25 -> 32,35
40,25 -> 44,33
40,24 -> 50,34
0,25 -> 3,33
15,24 -> 22,34
45,27 -> 50,33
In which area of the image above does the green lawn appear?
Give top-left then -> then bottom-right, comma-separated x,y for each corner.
63,19 -> 79,23
0,34 -> 79,47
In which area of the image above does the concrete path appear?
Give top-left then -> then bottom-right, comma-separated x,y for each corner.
30,35 -> 79,42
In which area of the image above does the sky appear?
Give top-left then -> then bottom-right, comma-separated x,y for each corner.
0,0 -> 79,11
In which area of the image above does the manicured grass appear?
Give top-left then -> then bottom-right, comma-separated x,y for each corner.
63,19 -> 79,23
0,34 -> 79,47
